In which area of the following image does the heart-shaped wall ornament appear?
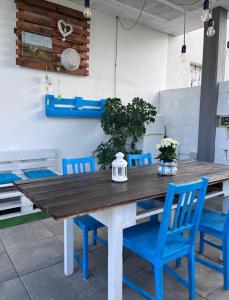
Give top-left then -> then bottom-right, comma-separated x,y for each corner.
58,20 -> 73,41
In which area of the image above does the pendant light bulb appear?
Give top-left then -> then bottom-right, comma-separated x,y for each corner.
181,44 -> 188,63
206,18 -> 215,37
227,41 -> 229,57
201,0 -> 211,22
83,0 -> 91,18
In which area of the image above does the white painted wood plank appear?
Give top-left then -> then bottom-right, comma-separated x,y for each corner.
15,149 -> 55,160
0,201 -> 21,211
223,180 -> 229,213
0,208 -> 40,220
0,191 -> 22,200
0,151 -> 17,162
0,163 -> 19,172
64,219 -> 74,276
18,159 -> 55,170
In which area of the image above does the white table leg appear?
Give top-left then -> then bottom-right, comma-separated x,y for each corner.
223,180 -> 229,214
64,218 -> 74,276
107,206 -> 124,300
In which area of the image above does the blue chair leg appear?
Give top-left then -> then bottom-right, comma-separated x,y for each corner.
223,236 -> 229,290
82,227 -> 89,280
154,265 -> 164,300
188,251 -> 196,300
199,232 -> 205,254
176,258 -> 181,268
92,228 -> 97,246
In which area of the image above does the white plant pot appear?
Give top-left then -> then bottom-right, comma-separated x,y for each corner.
157,160 -> 177,176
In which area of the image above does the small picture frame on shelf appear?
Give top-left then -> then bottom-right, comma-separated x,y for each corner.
22,31 -> 53,62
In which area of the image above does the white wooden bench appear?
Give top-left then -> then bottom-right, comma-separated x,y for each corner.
0,149 -> 57,220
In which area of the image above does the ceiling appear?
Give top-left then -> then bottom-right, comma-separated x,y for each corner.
70,0 -> 229,36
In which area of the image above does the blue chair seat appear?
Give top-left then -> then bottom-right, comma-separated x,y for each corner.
24,169 -> 57,179
197,208 -> 229,290
123,177 -> 208,300
200,208 -> 226,233
74,215 -> 104,231
0,172 -> 22,184
137,199 -> 162,210
124,221 -> 189,262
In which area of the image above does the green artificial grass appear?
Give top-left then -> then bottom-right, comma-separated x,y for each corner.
0,212 -> 50,230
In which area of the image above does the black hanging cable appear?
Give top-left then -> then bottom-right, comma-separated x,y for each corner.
183,0 -> 186,47
118,0 -> 147,31
114,17 -> 119,97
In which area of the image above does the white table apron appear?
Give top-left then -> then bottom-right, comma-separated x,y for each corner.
63,179 -> 229,300
64,203 -> 136,300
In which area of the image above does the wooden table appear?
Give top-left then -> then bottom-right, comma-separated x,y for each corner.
15,160 -> 229,300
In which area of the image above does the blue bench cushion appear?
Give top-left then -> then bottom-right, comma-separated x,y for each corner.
24,169 -> 57,179
0,173 -> 22,184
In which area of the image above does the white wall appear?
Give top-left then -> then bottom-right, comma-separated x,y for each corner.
159,81 -> 229,164
0,0 -> 168,171
215,81 -> 229,165
116,24 -> 168,104
166,28 -> 204,89
167,23 -> 229,89
159,86 -> 201,159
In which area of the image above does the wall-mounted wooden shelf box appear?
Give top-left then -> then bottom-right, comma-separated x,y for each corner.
45,95 -> 106,118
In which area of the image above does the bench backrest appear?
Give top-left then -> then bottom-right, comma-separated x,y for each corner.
0,149 -> 56,179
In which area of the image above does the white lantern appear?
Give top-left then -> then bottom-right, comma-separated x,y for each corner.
112,152 -> 128,182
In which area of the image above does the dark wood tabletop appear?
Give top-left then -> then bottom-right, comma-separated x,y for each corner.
14,160 -> 229,220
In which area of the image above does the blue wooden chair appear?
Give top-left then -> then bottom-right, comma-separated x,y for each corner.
196,208 -> 229,290
123,177 -> 208,300
62,156 -> 106,280
127,153 -> 162,217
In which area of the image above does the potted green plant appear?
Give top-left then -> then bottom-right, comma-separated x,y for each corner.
156,138 -> 179,176
94,97 -> 157,169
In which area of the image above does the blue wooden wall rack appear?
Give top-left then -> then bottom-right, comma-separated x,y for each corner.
45,95 -> 106,118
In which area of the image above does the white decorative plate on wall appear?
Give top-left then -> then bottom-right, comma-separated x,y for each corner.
60,48 -> 81,71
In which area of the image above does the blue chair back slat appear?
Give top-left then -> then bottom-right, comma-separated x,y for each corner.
178,191 -> 192,228
184,191 -> 196,226
77,162 -> 82,174
171,192 -> 184,231
62,156 -> 95,175
72,163 -> 76,174
127,153 -> 153,168
156,177 -> 208,256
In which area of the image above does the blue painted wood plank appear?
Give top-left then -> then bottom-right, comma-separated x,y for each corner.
45,94 -> 106,118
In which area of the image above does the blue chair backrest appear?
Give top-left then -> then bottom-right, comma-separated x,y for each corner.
156,177 -> 208,257
127,153 -> 153,168
62,156 -> 95,175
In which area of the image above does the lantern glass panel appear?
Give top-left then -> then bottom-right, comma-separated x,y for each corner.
118,167 -> 122,176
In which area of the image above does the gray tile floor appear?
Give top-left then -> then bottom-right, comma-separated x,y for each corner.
0,199 -> 228,300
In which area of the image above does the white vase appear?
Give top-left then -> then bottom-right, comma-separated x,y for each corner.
157,160 -> 177,176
